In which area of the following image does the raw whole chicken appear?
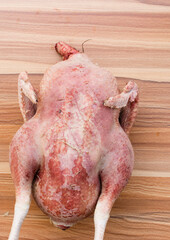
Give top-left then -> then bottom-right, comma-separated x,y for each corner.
8,42 -> 138,240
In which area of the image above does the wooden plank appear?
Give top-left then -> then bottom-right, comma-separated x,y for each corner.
1,0 -> 170,13
1,0 -> 170,239
0,9 -> 170,80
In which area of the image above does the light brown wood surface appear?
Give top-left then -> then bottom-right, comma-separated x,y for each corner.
0,0 -> 170,239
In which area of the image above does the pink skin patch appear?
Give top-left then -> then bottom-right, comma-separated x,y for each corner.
33,142 -> 100,224
9,121 -> 40,199
55,41 -> 79,60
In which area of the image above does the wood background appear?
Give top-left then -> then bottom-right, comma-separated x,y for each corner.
0,0 -> 170,239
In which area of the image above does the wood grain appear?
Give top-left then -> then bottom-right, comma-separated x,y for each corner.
0,0 -> 170,239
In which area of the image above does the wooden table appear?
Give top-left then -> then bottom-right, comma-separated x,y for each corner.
0,0 -> 170,239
